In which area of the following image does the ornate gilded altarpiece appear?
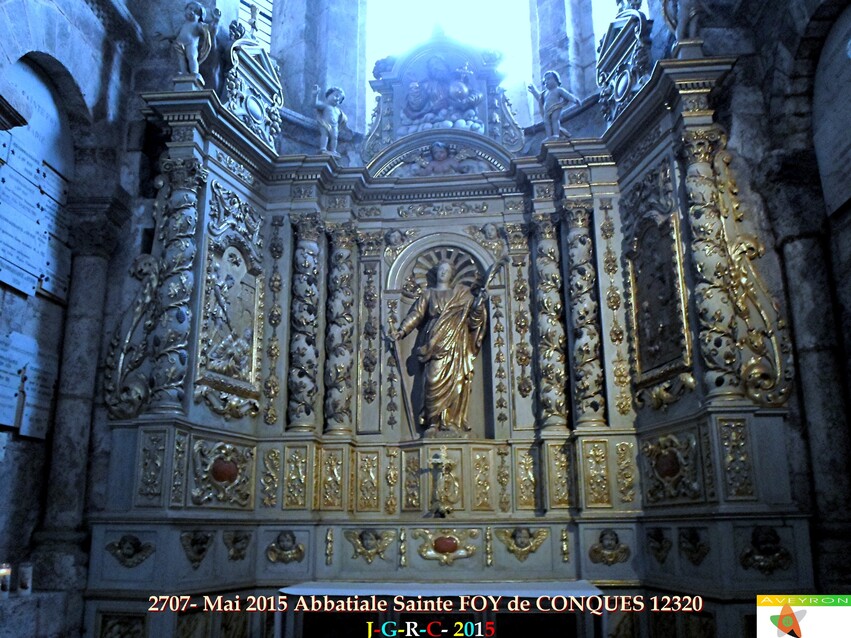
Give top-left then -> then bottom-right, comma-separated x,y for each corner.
89,24 -> 810,638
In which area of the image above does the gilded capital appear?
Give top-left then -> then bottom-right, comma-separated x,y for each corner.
504,222 -> 529,253
327,223 -> 356,249
293,214 -> 322,243
564,201 -> 593,230
532,214 -> 558,240
159,156 -> 208,191
681,128 -> 724,165
356,231 -> 384,258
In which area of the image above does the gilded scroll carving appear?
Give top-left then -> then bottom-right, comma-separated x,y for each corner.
719,419 -> 755,498
403,450 -> 421,511
138,430 -> 165,500
171,431 -> 188,505
357,451 -> 380,511
190,440 -> 254,507
261,448 -> 281,507
412,528 -> 478,565
324,224 -> 356,432
288,215 -> 322,428
506,224 -> 534,400
325,528 -> 334,565
430,447 -> 462,517
386,300 -> 400,428
681,128 -> 792,405
264,217 -> 285,424
284,447 -> 307,508
491,295 -> 509,427
472,450 -> 492,511
321,448 -> 344,509
622,160 -> 694,410
516,449 -> 537,509
385,448 -> 399,514
641,433 -> 702,503
583,440 -> 611,507
359,260 -> 379,405
615,441 -> 636,503
548,442 -> 571,508
104,157 -> 207,418
397,201 -> 487,217
497,445 -> 511,512
532,214 -> 568,426
195,182 -> 264,419
564,203 -> 606,425
599,199 -> 631,415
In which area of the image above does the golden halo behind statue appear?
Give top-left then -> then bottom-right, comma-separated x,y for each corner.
403,247 -> 481,300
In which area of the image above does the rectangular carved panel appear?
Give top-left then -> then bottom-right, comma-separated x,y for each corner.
582,439 -> 612,508
356,450 -> 380,512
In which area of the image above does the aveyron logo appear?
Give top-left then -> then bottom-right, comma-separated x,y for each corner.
769,604 -> 806,637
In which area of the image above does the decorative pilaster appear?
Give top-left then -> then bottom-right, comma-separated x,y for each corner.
564,201 -> 606,426
324,223 -> 356,434
531,214 -> 568,428
287,214 -> 322,430
681,128 -> 792,404
149,157 -> 208,412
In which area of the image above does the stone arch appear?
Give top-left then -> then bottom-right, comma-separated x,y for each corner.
0,0 -> 100,136
764,0 -> 848,151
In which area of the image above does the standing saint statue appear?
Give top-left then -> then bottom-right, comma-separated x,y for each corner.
391,260 -> 488,432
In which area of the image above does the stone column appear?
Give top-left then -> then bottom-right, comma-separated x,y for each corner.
148,156 -> 207,412
324,223 -> 356,434
531,213 -> 569,428
287,214 -> 322,431
564,201 -> 606,426
34,194 -> 129,592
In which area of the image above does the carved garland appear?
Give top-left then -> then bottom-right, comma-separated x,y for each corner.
564,202 -> 606,425
681,128 -> 792,405
532,214 -> 568,426
264,217 -> 285,424
287,215 -> 322,428
325,224 -> 356,431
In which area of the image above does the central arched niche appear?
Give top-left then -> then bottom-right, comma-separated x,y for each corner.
366,128 -> 513,177
386,232 -> 505,440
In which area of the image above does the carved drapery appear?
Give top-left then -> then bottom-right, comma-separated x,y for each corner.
532,214 -> 568,427
564,202 -> 606,426
287,214 -> 322,429
324,224 -> 356,433
681,128 -> 792,405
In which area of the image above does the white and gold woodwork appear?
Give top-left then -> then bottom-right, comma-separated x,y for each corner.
86,24 -> 812,638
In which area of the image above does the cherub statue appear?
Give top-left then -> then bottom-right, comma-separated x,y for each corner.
313,85 -> 347,157
527,70 -> 579,140
173,2 -> 216,80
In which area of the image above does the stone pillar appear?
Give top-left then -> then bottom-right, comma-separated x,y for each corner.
324,223 -> 356,434
564,201 -> 606,426
564,0 -> 598,98
531,212 -> 569,428
34,194 -> 129,592
148,156 -> 207,412
531,0 -> 571,91
287,214 -> 322,430
272,0 -> 367,130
